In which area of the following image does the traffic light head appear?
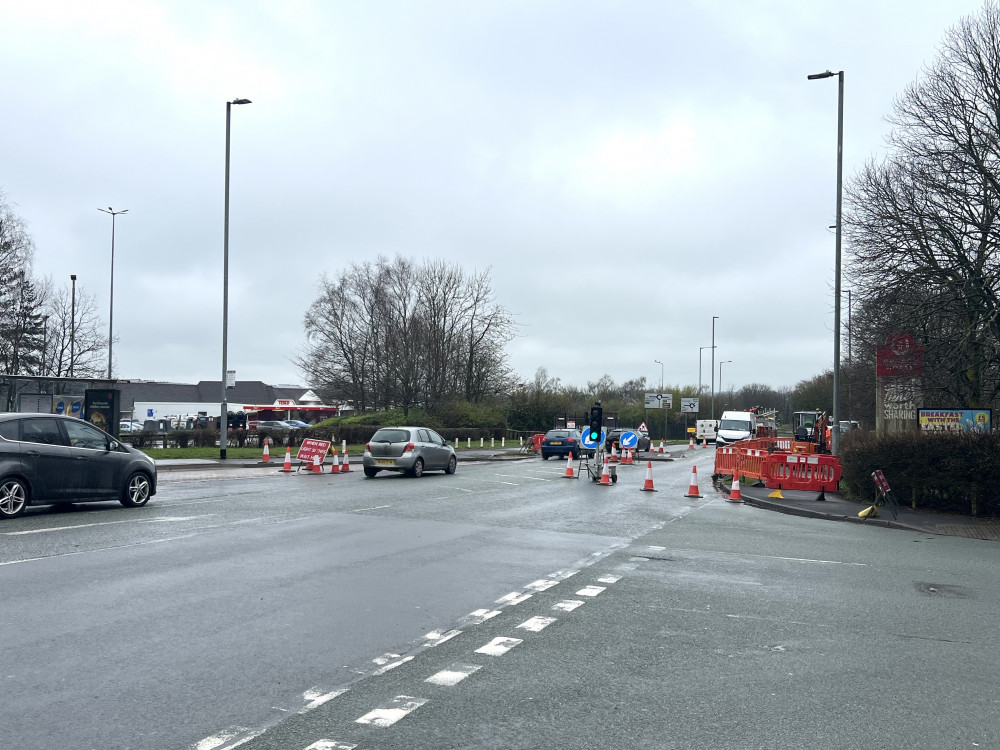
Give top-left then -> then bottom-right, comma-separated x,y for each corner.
588,403 -> 603,442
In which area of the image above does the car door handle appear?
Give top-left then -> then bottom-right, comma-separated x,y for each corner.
75,455 -> 86,460
25,449 -> 40,456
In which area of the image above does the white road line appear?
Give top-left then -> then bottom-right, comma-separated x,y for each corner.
422,629 -> 462,647
425,663 -> 482,686
300,688 -> 348,713
458,609 -> 502,626
552,600 -> 585,612
547,568 -> 581,580
373,655 -> 414,675
491,473 -> 550,482
355,695 -> 427,727
576,585 -> 606,597
193,727 -> 252,750
517,616 -> 557,632
4,515 -> 214,535
597,575 -> 622,584
524,579 -> 559,592
616,563 -> 639,571
495,591 -> 532,605
304,739 -> 357,749
349,505 -> 391,512
475,636 -> 523,655
499,481 -> 519,485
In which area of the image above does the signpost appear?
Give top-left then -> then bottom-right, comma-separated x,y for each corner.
644,392 -> 673,409
680,398 -> 699,413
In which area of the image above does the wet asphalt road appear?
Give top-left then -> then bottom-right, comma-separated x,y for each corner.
2,453 -> 997,750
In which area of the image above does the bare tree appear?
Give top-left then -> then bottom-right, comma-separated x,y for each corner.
44,282 -> 108,378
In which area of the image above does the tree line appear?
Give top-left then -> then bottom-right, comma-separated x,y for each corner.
0,191 -> 107,379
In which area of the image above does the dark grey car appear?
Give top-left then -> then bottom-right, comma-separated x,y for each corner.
362,426 -> 457,478
0,413 -> 158,519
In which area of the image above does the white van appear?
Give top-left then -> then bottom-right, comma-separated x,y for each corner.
696,420 -> 719,443
715,411 -> 757,446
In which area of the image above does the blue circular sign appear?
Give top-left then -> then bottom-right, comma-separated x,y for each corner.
581,428 -> 606,449
620,430 -> 638,448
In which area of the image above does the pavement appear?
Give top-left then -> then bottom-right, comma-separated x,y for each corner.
152,449 -> 1000,543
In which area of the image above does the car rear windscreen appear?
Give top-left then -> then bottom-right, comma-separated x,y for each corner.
371,428 -> 410,443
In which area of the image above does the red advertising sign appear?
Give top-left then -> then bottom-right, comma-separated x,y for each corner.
876,334 -> 924,377
296,438 -> 331,465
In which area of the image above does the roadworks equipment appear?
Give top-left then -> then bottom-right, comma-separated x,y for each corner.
688,437 -> 695,450
640,461 -> 657,492
262,440 -> 271,463
599,457 -> 613,486
726,474 -> 743,503
280,448 -> 293,473
768,489 -> 783,499
341,449 -> 352,473
330,450 -> 341,474
562,453 -> 576,479
657,440 -> 665,453
621,448 -> 634,465
684,466 -> 703,498
311,454 -> 322,474
858,504 -> 878,518
609,444 -> 619,463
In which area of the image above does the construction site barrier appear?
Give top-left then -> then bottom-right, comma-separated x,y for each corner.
713,439 -> 842,493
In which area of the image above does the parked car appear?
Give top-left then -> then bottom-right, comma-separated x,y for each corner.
362,426 -> 457,478
256,420 -> 291,431
283,420 -> 311,429
119,420 -> 143,433
605,428 -> 651,453
541,429 -> 586,459
0,413 -> 157,519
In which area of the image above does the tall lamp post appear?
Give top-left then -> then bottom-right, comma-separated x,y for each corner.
70,274 -> 77,378
221,97 -> 252,460
808,69 -> 844,455
711,316 -> 719,419
654,359 -> 665,439
719,360 -> 733,404
97,207 -> 128,379
698,345 -> 714,399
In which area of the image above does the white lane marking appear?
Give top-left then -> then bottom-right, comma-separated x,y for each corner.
552,600 -> 585,612
194,727 -> 252,749
423,629 -> 462,647
373,656 -> 414,675
629,556 -> 650,562
355,695 -> 427,727
597,575 -> 622,584
547,568 -> 581,580
499,481 -> 519,486
373,652 -> 401,666
454,487 -> 473,493
576,585 -> 606,597
495,591 -> 532,605
304,739 -> 357,749
524,579 -> 559,592
646,545 -> 667,552
425,663 -> 482,686
475,637 -> 523,655
458,609 -> 502,626
517,616 -> 557,632
616,563 -> 639,571
301,688 -> 348,713
491,473 -> 550,482
349,505 -> 391,512
4,515 -> 214,535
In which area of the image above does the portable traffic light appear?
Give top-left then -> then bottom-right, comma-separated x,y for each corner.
588,402 -> 603,442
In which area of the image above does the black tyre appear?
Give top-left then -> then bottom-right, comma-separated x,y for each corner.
445,455 -> 457,475
0,477 -> 28,519
611,473 -> 618,484
364,467 -> 379,478
120,472 -> 152,508
410,458 -> 424,478
541,454 -> 550,460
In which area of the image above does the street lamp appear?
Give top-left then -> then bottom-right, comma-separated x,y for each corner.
654,359 -> 665,439
97,207 -> 128,379
221,97 -> 252,460
70,274 -> 77,378
808,68 -> 844,455
711,316 -> 719,419
719,360 -> 733,400
653,359 -> 663,389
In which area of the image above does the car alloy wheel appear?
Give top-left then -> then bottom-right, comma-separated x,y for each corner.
0,478 -> 28,518
411,458 -> 424,478
120,472 -> 151,507
445,455 -> 457,475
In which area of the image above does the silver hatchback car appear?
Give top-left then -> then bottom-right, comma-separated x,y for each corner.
362,426 -> 457,478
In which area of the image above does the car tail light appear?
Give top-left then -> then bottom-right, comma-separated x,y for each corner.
403,442 -> 416,453
365,442 -> 371,452
566,437 -> 575,443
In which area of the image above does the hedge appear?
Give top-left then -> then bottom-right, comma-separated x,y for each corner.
839,430 -> 1000,517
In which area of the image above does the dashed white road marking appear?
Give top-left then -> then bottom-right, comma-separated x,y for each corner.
373,655 -> 415,674
475,636 -> 523,655
495,591 -> 532,605
422,629 -> 462,647
517,616 -> 557,632
425,663 -> 482,686
356,695 -> 427,727
349,505 -> 391,512
524,579 -> 559,592
552,599 -> 585,612
458,608 -> 501,626
499,481 -> 519,485
300,688 -> 348,713
547,568 -> 581,580
303,741 -> 357,750
576,585 -> 606,597
4,515 -> 213,535
193,727 -> 255,749
597,575 -> 622,584
646,545 -> 667,552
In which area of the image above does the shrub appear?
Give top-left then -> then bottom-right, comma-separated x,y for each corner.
167,430 -> 190,448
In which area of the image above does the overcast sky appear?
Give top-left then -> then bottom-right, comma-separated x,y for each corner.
0,0 -> 984,395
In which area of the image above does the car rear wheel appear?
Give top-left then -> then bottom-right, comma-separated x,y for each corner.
445,455 -> 457,475
120,472 -> 151,507
364,467 -> 379,478
410,458 -> 424,478
541,453 -> 549,460
0,478 -> 28,519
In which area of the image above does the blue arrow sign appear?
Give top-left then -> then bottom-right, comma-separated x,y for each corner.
620,430 -> 638,448
581,428 -> 606,449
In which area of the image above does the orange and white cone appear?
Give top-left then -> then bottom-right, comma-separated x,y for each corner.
640,460 -> 657,492
340,449 -> 351,473
279,447 -> 293,472
311,454 -> 322,474
609,444 -> 619,463
658,439 -> 665,453
562,453 -> 575,478
688,437 -> 695,450
330,450 -> 341,474
684,465 -> 703,498
621,448 -> 633,465
727,473 -> 743,503
599,456 -> 612,485
262,439 -> 271,463
702,437 -> 708,448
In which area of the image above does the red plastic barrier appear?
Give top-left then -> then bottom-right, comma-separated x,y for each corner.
763,452 -> 841,492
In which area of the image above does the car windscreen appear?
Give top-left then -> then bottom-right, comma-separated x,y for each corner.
370,428 -> 410,443
719,419 -> 752,431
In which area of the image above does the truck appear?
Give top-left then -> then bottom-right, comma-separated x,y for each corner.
696,419 -> 719,443
715,411 -> 757,446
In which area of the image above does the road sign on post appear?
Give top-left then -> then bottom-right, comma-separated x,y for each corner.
644,393 -> 674,409
681,398 -> 699,413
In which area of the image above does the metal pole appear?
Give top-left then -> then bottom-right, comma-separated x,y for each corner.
98,207 -> 127,379
711,316 -> 719,419
654,359 -> 664,440
70,274 -> 76,378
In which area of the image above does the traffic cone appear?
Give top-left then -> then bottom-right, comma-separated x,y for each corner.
640,461 -> 657,492
727,474 -> 743,503
599,457 -> 612,485
261,439 -> 271,463
621,448 -> 634,465
658,439 -> 665,453
330,450 -> 341,474
684,465 -> 703,498
562,453 -> 575,478
702,437 -> 708,448
688,436 -> 695,450
311,454 -> 322,474
279,447 -> 293,473
341,449 -> 352,473
609,444 -> 619,463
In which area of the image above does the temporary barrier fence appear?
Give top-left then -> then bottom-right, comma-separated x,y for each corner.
714,439 -> 842,493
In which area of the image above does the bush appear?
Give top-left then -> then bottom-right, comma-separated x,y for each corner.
839,430 -> 1000,517
192,428 -> 219,448
167,430 -> 190,448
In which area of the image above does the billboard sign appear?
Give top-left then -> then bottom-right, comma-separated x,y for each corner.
918,409 -> 991,433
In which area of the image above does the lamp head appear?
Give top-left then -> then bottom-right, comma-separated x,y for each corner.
232,98 -> 252,105
807,70 -> 835,80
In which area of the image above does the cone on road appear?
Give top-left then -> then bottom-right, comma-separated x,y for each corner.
688,437 -> 695,450
657,439 -> 665,453
726,474 -> 743,503
599,457 -> 612,486
330,450 -> 341,474
562,452 -> 576,479
279,447 -> 293,473
261,439 -> 271,463
609,444 -> 619,463
341,449 -> 352,473
702,437 -> 708,448
640,460 -> 657,492
621,448 -> 634,465
684,465 -> 703,498
311,454 -> 322,474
